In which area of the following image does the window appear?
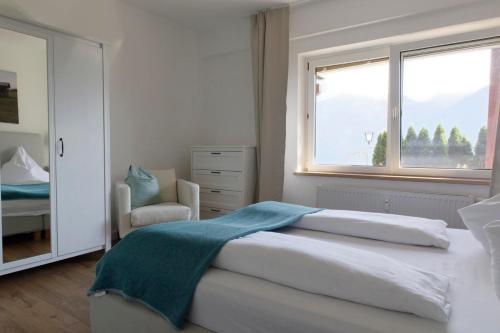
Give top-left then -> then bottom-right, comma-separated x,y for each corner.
401,45 -> 498,170
314,58 -> 389,167
305,36 -> 500,179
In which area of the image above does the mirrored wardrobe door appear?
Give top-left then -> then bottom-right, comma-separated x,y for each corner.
0,26 -> 52,264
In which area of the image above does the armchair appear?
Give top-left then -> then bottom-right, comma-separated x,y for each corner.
116,169 -> 199,238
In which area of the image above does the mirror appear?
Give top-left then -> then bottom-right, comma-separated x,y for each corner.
0,27 -> 50,263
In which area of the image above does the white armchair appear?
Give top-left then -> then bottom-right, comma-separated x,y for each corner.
116,169 -> 199,238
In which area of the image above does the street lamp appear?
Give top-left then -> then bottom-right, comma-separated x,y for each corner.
364,131 -> 374,165
364,131 -> 374,145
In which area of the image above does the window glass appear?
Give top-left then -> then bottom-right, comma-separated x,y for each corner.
314,59 -> 389,166
401,45 -> 500,170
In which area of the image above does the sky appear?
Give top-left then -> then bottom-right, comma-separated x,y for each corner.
0,70 -> 17,89
316,47 -> 492,103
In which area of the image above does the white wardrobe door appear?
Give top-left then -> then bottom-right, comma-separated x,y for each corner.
54,35 -> 105,256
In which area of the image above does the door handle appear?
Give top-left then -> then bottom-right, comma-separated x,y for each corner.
58,138 -> 64,157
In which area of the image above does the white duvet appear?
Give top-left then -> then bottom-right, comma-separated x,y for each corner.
214,231 -> 451,322
293,209 -> 450,248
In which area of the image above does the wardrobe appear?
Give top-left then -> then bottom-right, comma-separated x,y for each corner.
0,16 -> 111,275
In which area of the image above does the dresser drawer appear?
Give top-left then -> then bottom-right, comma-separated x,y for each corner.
201,206 -> 232,219
192,170 -> 243,191
200,188 -> 243,209
192,151 -> 243,171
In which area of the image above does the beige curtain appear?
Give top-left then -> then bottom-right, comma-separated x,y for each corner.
490,111 -> 500,196
489,51 -> 500,196
251,6 -> 289,202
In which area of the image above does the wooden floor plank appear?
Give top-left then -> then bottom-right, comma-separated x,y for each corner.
0,251 -> 102,332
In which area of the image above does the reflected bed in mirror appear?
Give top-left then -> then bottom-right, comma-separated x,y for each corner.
1,131 -> 51,263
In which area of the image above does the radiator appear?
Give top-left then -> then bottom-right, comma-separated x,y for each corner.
317,186 -> 475,229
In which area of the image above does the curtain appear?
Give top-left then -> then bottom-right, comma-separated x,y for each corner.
251,6 -> 289,202
490,111 -> 500,196
489,50 -> 500,196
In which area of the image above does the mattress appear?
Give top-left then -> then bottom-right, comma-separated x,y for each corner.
187,228 -> 499,333
1,199 -> 50,217
91,228 -> 500,333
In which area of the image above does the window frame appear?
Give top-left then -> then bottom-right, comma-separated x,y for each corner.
304,30 -> 500,180
306,48 -> 391,175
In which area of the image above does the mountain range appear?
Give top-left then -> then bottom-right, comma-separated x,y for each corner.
315,87 -> 490,165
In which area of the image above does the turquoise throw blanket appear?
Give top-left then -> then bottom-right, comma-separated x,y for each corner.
1,183 -> 50,200
89,201 -> 321,329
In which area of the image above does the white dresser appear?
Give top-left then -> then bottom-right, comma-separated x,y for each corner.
191,146 -> 256,218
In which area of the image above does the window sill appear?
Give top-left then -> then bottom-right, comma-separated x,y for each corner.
293,171 -> 490,185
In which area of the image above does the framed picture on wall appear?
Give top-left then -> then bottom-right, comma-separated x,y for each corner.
0,70 -> 19,124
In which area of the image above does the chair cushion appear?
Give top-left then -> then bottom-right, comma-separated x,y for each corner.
131,202 -> 191,227
125,166 -> 161,209
150,169 -> 178,203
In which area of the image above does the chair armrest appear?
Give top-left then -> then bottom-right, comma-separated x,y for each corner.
177,179 -> 200,220
116,182 -> 132,238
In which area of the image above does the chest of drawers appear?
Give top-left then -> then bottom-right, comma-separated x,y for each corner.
191,146 -> 256,218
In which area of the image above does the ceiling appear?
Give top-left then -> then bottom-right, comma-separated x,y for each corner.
122,0 -> 309,29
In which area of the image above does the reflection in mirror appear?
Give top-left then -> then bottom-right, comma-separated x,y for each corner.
0,27 -> 50,263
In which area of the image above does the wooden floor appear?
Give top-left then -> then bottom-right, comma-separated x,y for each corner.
0,251 -> 102,333
3,233 -> 51,263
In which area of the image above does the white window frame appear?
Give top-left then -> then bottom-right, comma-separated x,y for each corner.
304,29 -> 500,179
306,48 -> 391,175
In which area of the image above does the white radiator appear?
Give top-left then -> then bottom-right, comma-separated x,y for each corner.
317,186 -> 475,229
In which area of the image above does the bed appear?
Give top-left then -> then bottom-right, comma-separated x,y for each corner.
0,131 -> 50,236
90,225 -> 500,333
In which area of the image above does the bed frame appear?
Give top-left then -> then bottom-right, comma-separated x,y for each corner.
90,294 -> 211,333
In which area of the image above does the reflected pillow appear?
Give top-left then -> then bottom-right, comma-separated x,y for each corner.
125,166 -> 161,210
1,146 -> 49,184
484,220 -> 500,300
458,194 -> 500,254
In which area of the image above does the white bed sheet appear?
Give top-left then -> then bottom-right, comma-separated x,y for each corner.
188,228 -> 500,333
1,199 -> 50,217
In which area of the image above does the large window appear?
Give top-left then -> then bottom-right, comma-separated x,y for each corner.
305,36 -> 500,179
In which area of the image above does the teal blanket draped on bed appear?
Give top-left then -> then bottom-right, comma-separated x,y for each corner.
1,183 -> 50,200
89,201 -> 321,329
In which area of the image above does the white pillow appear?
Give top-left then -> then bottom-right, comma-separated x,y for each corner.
1,146 -> 49,184
458,194 -> 500,254
484,220 -> 500,300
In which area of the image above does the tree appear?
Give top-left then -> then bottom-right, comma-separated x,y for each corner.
448,127 -> 463,165
402,127 -> 418,157
432,124 -> 448,158
474,126 -> 487,168
403,127 -> 417,148
417,128 -> 431,157
460,137 -> 473,160
372,131 -> 387,167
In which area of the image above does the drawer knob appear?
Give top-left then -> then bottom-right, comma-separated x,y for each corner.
211,171 -> 221,174
210,152 -> 222,155
211,190 -> 221,193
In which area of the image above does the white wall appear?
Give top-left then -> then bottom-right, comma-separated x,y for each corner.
197,18 -> 256,147
0,0 -> 201,182
0,28 -> 48,165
